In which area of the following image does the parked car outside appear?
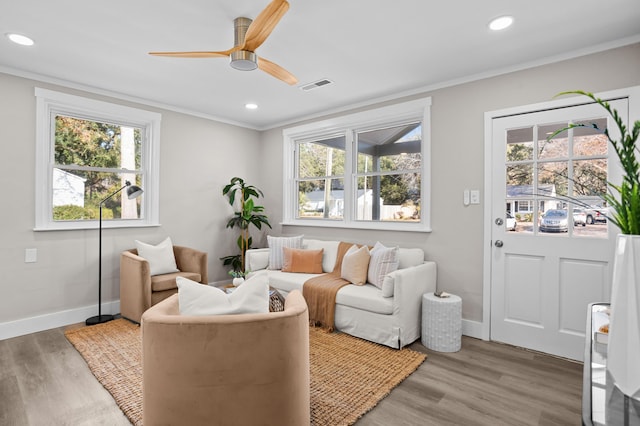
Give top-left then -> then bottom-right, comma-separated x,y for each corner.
573,208 -> 587,226
506,212 -> 517,231
585,205 -> 608,224
540,209 -> 569,232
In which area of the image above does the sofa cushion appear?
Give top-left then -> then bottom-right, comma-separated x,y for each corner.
135,237 -> 179,276
397,248 -> 424,269
336,284 -> 393,315
282,248 -> 324,274
267,235 -> 304,270
151,271 -> 201,292
368,242 -> 399,289
341,245 -> 370,286
176,275 -> 269,316
267,270 -> 319,293
302,239 -> 340,273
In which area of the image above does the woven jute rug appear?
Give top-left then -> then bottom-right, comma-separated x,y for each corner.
65,319 -> 426,426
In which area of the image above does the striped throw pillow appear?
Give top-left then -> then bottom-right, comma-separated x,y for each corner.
267,235 -> 304,270
367,242 -> 399,288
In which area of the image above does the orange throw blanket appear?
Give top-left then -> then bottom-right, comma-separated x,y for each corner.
303,242 -> 354,331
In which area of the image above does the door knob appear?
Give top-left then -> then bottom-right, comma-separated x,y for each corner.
494,240 -> 504,248
495,218 -> 504,226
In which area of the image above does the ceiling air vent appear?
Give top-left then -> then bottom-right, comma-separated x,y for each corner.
300,79 -> 333,91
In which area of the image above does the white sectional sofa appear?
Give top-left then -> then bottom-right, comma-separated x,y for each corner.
245,238 -> 437,348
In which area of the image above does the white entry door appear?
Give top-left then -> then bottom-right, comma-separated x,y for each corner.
490,98 -> 627,361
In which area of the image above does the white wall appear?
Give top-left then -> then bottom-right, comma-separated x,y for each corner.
259,42 -> 640,324
0,73 -> 260,336
2,43 -> 639,338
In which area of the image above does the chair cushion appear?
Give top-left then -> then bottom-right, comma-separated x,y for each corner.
151,271 -> 201,292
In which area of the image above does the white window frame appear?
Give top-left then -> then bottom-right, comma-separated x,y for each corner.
34,88 -> 161,231
283,97 -> 432,232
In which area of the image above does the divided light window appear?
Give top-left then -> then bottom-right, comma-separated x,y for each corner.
284,97 -> 431,232
35,88 -> 161,231
53,115 -> 143,221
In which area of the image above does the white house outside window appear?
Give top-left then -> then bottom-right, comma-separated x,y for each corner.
283,97 -> 431,232
35,88 -> 160,230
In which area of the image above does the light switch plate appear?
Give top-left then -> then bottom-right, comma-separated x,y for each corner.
25,248 -> 37,263
470,190 -> 480,204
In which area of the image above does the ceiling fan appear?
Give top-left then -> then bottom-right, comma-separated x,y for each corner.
149,0 -> 297,85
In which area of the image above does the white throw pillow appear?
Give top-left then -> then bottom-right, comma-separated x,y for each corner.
368,242 -> 400,289
176,274 -> 269,316
340,245 -> 370,286
267,235 -> 303,270
135,237 -> 179,276
303,239 -> 340,273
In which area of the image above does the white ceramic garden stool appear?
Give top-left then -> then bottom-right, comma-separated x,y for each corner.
421,292 -> 462,352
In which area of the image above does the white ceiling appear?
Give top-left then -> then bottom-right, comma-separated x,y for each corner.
2,0 -> 639,130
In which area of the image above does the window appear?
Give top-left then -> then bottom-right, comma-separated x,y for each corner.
283,97 -> 431,231
35,88 -> 161,230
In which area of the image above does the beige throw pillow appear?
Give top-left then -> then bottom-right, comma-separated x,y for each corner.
340,245 -> 370,286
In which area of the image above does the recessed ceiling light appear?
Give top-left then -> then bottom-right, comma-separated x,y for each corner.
245,103 -> 258,110
489,16 -> 513,31
6,33 -> 35,46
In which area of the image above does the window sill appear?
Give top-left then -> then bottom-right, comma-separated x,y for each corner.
33,221 -> 161,232
281,219 -> 432,233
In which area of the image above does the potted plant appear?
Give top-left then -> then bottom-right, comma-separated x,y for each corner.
220,177 -> 272,279
550,90 -> 639,234
552,90 -> 640,411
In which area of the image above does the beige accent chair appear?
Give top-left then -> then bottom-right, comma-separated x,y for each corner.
119,245 -> 208,323
141,290 -> 310,426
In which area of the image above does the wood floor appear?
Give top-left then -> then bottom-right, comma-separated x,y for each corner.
0,327 -> 583,425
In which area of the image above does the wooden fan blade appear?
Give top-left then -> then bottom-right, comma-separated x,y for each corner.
149,47 -> 238,58
258,57 -> 297,85
243,0 -> 290,52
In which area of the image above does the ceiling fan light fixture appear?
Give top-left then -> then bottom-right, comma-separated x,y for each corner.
230,50 -> 258,71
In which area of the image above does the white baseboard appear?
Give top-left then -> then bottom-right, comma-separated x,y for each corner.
462,319 -> 484,339
2,299 -> 487,343
0,301 -> 121,341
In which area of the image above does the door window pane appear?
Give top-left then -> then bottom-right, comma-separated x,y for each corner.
505,116 -> 610,238
538,123 -> 569,159
574,119 -> 608,157
506,127 -> 534,161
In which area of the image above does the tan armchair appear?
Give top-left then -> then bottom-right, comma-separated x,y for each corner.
120,245 -> 208,323
141,290 -> 310,426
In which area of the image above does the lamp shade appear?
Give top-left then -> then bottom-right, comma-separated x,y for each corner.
126,184 -> 143,199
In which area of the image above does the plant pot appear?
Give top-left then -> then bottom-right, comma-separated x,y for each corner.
232,277 -> 245,287
606,234 -> 640,422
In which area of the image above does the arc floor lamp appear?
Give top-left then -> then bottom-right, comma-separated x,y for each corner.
86,180 -> 143,326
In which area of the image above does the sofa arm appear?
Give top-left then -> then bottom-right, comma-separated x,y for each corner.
173,245 -> 208,284
120,250 -> 153,322
392,261 -> 437,338
245,248 -> 270,273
